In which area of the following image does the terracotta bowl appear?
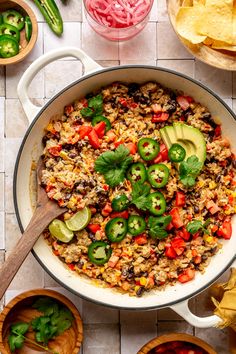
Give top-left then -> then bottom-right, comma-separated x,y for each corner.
137,333 -> 217,354
0,0 -> 38,65
0,289 -> 83,354
167,0 -> 236,71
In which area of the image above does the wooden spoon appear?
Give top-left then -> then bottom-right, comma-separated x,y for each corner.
0,159 -> 66,300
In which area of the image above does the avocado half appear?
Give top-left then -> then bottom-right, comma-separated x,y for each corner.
160,123 -> 206,164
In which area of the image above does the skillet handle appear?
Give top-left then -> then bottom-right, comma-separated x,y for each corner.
170,300 -> 221,328
17,47 -> 101,123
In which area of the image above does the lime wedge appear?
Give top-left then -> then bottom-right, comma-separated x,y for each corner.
49,219 -> 74,243
65,207 -> 91,231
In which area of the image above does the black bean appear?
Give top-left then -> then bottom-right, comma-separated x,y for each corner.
128,83 -> 140,95
68,153 -> 77,158
194,206 -> 199,213
42,135 -> 48,146
232,159 -> 236,169
166,100 -> 177,114
201,255 -> 208,261
215,175 -> 221,183
136,287 -> 144,297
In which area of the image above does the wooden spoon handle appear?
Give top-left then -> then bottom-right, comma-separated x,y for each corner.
0,207 -> 51,300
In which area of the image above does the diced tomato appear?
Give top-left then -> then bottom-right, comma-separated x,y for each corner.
46,184 -> 54,193
88,129 -> 100,149
68,263 -> 75,270
206,200 -> 220,215
130,102 -> 138,109
192,231 -> 200,240
64,104 -> 74,115
107,255 -> 120,268
152,112 -> 169,122
175,191 -> 186,207
53,249 -> 60,256
134,234 -> 148,245
126,142 -> 137,155
217,220 -> 232,239
103,184 -> 109,191
87,224 -> 101,233
153,143 -> 169,163
80,98 -> 88,107
79,125 -> 92,139
168,341 -> 183,349
106,130 -> 116,142
228,195 -> 234,205
171,237 -> 186,256
154,345 -> 167,353
166,221 -> 174,231
177,96 -> 190,111
177,227 -> 191,241
178,268 -> 195,283
119,97 -> 128,107
114,140 -> 124,148
94,121 -> 106,138
165,246 -> 177,259
211,225 -> 218,233
101,202 -> 112,216
214,125 -> 221,137
48,145 -> 62,157
110,210 -> 129,219
169,208 -> 184,228
194,255 -> 202,264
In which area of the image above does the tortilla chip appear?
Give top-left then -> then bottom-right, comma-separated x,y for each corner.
193,0 -> 206,5
182,0 -> 193,6
205,0 -> 233,6
196,3 -> 234,44
176,7 -> 207,44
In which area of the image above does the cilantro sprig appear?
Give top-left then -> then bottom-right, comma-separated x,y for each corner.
186,218 -> 210,235
130,181 -> 151,211
179,155 -> 203,188
81,94 -> 104,119
147,215 -> 172,239
95,145 -> 133,187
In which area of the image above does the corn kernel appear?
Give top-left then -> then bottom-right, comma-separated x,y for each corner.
100,267 -> 105,273
225,209 -> 231,215
46,123 -> 54,131
197,181 -> 205,188
82,264 -> 87,270
209,181 -> 217,190
140,277 -> 147,286
203,235 -> 214,243
232,192 -> 236,198
59,151 -> 68,159
234,206 -> 236,213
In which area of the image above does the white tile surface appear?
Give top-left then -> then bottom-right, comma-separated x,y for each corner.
83,324 -> 120,354
0,97 -> 4,138
0,211 -> 5,249
121,322 -> 157,354
25,23 -> 44,62
157,59 -> 195,78
233,73 -> 236,98
157,22 -> 193,59
0,173 -> 4,211
0,66 -> 5,97
120,60 -> 157,66
5,99 -> 28,138
83,300 -> 119,324
0,138 -> 4,173
57,0 -> 82,22
119,23 -> 157,61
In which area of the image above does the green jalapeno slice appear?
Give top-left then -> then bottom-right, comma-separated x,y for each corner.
105,217 -> 128,243
127,162 -> 147,183
111,195 -> 130,212
138,138 -> 160,161
128,215 -> 146,236
168,143 -> 186,162
88,241 -> 112,265
148,192 -> 166,216
147,164 -> 169,188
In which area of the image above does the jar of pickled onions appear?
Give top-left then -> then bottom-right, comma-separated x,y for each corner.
83,0 -> 154,41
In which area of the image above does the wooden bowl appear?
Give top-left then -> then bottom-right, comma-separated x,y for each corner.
137,333 -> 217,354
0,0 -> 38,65
167,0 -> 236,71
0,289 -> 83,354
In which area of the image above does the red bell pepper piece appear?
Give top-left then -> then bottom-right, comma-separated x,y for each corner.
87,224 -> 101,233
64,104 -> 74,115
153,143 -> 169,163
165,246 -> 177,259
169,208 -> 184,229
134,234 -> 148,245
79,125 -> 92,139
214,125 -> 221,137
177,227 -> 191,241
94,121 -> 106,138
48,145 -> 62,156
166,221 -> 174,231
152,112 -> 169,122
106,130 -> 116,142
88,129 -> 100,149
177,96 -> 190,111
126,142 -> 137,155
178,268 -> 195,283
217,220 -> 232,239
110,210 -> 129,219
114,140 -> 124,148
68,263 -> 75,270
171,237 -> 186,255
119,97 -> 128,107
206,200 -> 220,215
175,191 -> 186,207
101,202 -> 112,216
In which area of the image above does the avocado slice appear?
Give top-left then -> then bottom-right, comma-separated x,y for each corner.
160,123 -> 206,164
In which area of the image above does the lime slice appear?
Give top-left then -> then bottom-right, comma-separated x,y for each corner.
65,207 -> 91,231
49,219 -> 74,243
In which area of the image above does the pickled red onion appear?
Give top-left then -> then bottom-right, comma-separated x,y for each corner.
85,0 -> 152,28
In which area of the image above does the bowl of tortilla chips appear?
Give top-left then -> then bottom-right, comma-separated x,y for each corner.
167,0 -> 236,71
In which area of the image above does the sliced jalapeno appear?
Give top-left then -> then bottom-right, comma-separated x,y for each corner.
25,16 -> 32,42
0,35 -> 19,58
88,241 -> 112,265
0,23 -> 20,42
105,217 -> 128,243
128,215 -> 146,236
33,0 -> 63,36
2,10 -> 25,31
147,164 -> 169,188
148,192 -> 166,216
127,162 -> 147,183
138,138 -> 160,161
168,143 -> 186,162
112,194 -> 129,212
92,115 -> 111,132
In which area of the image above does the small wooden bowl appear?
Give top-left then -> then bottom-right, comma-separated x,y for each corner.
167,0 -> 236,71
0,289 -> 83,354
137,333 -> 217,354
0,0 -> 38,65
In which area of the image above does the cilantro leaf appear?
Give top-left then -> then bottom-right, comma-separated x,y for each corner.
80,107 -> 94,118
131,182 -> 151,211
8,333 -> 24,351
148,215 -> 172,239
186,219 -> 210,235
88,94 -> 103,115
95,145 -> 133,187
11,322 -> 29,335
33,297 -> 59,317
179,155 -> 203,188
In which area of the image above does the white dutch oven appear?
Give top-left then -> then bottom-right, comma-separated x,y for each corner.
15,47 -> 236,328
